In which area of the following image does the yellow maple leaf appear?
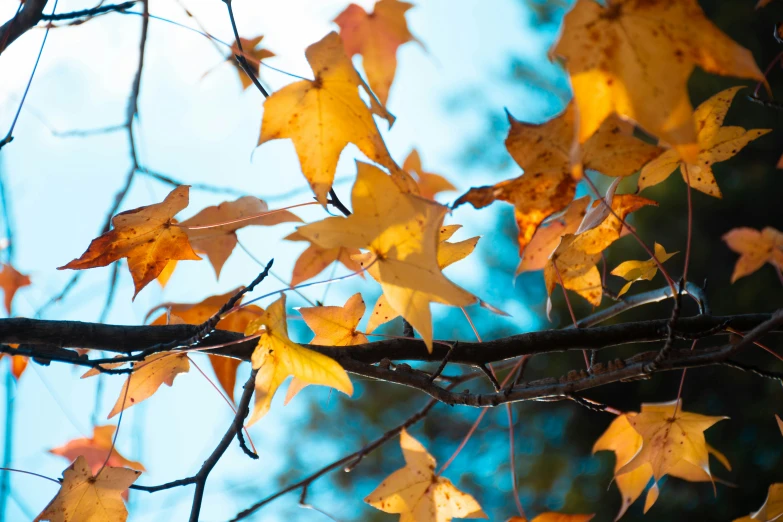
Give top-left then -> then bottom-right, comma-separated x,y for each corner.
552,0 -> 763,161
733,483 -> 783,522
723,226 -> 783,282
617,400 -> 727,487
58,186 -> 201,298
180,196 -> 301,278
545,194 -> 656,306
403,149 -> 456,201
611,242 -> 677,296
286,230 -> 364,286
507,514 -> 594,522
638,87 -> 771,197
298,162 -> 476,351
366,224 -> 479,333
299,292 -> 369,347
594,410 -> 730,519
365,429 -> 487,522
244,294 -> 353,424
258,31 -> 408,205
35,456 -> 141,522
91,352 -> 190,419
506,102 -> 662,178
334,0 -> 418,105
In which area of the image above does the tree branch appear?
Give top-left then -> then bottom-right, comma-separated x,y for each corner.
0,0 -> 47,55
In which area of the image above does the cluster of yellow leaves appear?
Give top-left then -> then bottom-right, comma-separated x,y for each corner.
545,194 -> 656,306
638,87 -> 771,198
723,226 -> 783,282
553,0 -> 762,160
594,400 -> 728,519
35,456 -> 141,522
244,294 -> 353,424
334,0 -> 418,105
365,429 -> 487,522
298,162 -> 476,351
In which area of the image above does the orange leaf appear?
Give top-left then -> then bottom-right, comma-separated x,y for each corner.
552,0 -> 762,161
286,231 -> 364,286
104,353 -> 190,419
258,32 -> 412,205
299,293 -> 368,347
228,35 -> 274,91
180,196 -> 301,278
334,0 -> 417,104
49,425 -> 145,475
722,226 -> 783,282
35,456 -> 141,522
58,186 -> 201,298
365,429 -> 487,522
403,149 -> 456,200
507,515 -> 593,522
0,263 -> 30,314
298,162 -> 476,351
518,197 -> 589,273
149,289 -> 262,401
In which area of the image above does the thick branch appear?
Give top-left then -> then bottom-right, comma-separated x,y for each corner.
0,0 -> 47,55
0,313 -> 771,365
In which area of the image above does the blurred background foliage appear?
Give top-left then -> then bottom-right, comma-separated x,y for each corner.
268,1 -> 783,521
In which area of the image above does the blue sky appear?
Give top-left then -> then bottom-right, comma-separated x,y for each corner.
0,0 -> 567,519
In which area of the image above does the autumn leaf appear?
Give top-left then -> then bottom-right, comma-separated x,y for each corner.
286,231 -> 364,286
505,103 -> 662,178
50,425 -> 145,474
298,162 -> 477,351
1,346 -> 28,380
638,87 -> 771,197
58,186 -> 201,298
594,410 -> 730,519
722,226 -> 783,282
454,170 -> 575,262
0,263 -> 30,314
258,31 -> 408,205
518,197 -> 589,273
35,456 -> 141,522
156,260 -> 177,287
616,400 -> 727,490
365,429 -> 487,522
403,149 -> 456,200
90,352 -> 190,419
507,514 -> 594,522
245,294 -> 353,424
149,289 -> 263,402
179,196 -> 301,278
367,224 -> 479,332
733,483 -> 783,522
545,194 -> 657,306
334,0 -> 417,105
552,0 -> 763,161
229,35 -> 274,90
611,242 -> 677,296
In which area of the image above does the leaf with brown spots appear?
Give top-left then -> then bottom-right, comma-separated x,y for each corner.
722,226 -> 783,282
505,103 -> 662,179
35,456 -> 141,522
286,231 -> 364,286
180,196 -> 301,278
334,0 -> 418,105
258,32 -> 410,205
365,429 -> 487,522
544,194 -> 657,306
149,289 -> 263,402
298,162 -> 476,352
518,197 -> 590,273
0,263 -> 30,314
639,87 -> 771,197
403,149 -> 456,201
58,186 -> 201,298
553,0 -> 763,162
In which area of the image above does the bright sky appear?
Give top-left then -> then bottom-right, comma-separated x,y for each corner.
0,0 -> 566,519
